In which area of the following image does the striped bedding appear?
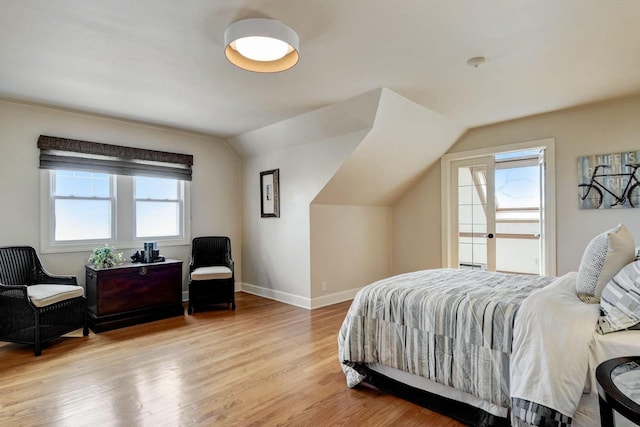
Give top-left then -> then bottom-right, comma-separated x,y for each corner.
338,268 -> 557,425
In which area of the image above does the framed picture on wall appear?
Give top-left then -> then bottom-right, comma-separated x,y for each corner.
578,150 -> 640,209
260,169 -> 280,218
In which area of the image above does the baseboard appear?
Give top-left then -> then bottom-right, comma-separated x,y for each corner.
239,282 -> 361,310
309,287 -> 362,309
239,282 -> 311,309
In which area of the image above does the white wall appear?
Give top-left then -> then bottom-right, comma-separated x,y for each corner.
392,162 -> 444,274
393,95 -> 640,276
240,131 -> 364,306
0,100 -> 241,293
310,204 -> 392,306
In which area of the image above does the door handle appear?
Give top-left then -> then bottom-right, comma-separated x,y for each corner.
487,233 -> 494,239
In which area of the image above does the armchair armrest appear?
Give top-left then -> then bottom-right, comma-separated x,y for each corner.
0,283 -> 29,300
33,267 -> 77,285
0,284 -> 34,336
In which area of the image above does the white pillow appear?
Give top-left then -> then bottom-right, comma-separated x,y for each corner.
576,223 -> 635,303
598,260 -> 640,334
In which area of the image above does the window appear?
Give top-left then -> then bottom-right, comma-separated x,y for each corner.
52,170 -> 113,242
41,171 -> 190,252
135,177 -> 182,239
38,136 -> 192,253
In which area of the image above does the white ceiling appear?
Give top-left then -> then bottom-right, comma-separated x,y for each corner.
2,1 -> 640,140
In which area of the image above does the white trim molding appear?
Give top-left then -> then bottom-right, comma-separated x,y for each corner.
239,282 -> 360,310
240,282 -> 311,309
309,287 -> 362,309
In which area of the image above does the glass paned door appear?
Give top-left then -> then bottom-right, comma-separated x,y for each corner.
452,157 -> 496,271
443,140 -> 555,276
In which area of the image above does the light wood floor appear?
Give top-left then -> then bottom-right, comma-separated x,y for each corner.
0,292 -> 464,426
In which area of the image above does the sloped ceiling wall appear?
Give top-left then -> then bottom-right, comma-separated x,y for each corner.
228,89 -> 381,157
231,87 -> 467,207
312,88 -> 466,206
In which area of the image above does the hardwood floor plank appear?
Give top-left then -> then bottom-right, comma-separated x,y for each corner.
0,292 -> 464,426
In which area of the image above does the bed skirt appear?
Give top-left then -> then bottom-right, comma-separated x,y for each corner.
362,365 -> 510,427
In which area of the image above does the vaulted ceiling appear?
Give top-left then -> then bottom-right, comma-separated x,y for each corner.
2,1 -> 640,141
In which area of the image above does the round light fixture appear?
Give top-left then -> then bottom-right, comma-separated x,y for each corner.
224,18 -> 299,73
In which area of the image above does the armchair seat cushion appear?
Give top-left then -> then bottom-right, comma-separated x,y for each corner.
27,284 -> 85,308
191,266 -> 232,281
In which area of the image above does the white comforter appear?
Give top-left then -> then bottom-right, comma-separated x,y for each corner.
510,272 -> 601,421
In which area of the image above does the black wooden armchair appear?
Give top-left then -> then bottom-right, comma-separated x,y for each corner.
0,246 -> 88,356
188,236 -> 235,314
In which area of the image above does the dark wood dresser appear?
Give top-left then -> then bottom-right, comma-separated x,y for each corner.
85,259 -> 184,332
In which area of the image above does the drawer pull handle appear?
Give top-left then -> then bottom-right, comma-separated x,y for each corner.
139,267 -> 148,276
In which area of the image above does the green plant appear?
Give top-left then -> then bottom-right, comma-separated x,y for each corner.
88,244 -> 126,269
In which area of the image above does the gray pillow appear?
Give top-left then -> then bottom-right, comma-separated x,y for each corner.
598,260 -> 640,334
576,224 -> 635,303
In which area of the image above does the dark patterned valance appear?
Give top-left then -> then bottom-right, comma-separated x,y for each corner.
38,135 -> 193,181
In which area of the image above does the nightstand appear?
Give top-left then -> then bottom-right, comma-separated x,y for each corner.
596,356 -> 640,427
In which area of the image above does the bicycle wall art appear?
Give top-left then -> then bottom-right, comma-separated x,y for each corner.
578,150 -> 640,209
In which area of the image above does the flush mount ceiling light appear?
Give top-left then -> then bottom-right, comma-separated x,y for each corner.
224,18 -> 299,73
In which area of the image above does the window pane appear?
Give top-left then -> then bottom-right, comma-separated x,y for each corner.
93,175 -> 110,197
54,170 -> 110,198
135,177 -> 150,199
55,200 -> 111,241
75,174 -> 93,196
135,177 -> 178,200
55,175 -> 75,197
136,201 -> 179,237
495,166 -> 540,209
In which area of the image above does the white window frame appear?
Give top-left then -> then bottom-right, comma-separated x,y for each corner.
440,138 -> 556,276
40,171 -> 191,254
50,170 -> 116,244
133,176 -> 185,241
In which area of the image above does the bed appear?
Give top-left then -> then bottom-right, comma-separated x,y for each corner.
338,225 -> 640,427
